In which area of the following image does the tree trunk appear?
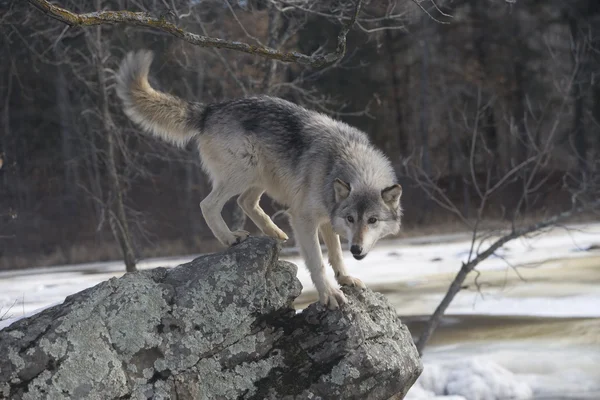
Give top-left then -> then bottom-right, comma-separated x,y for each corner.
417,37 -> 432,222
1,62 -> 12,190
385,30 -> 407,156
419,40 -> 431,177
260,3 -> 283,93
82,128 -> 105,225
470,0 -> 499,178
592,11 -> 600,166
55,45 -> 79,210
94,24 -> 137,272
447,110 -> 470,218
593,83 -> 600,165
105,129 -> 137,272
513,61 -> 528,166
568,15 -> 589,175
483,105 -> 499,178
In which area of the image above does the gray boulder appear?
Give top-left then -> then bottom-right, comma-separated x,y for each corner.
0,237 -> 422,400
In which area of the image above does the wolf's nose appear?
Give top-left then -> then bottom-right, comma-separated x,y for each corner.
350,245 -> 363,255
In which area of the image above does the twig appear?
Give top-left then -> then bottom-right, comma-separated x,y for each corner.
0,300 -> 18,321
411,0 -> 451,24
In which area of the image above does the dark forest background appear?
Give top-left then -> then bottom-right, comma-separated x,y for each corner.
1,0 -> 600,270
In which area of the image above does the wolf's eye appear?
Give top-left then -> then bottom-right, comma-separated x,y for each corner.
346,216 -> 354,223
368,217 -> 378,224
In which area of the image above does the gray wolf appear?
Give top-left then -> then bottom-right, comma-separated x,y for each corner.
115,50 -> 403,309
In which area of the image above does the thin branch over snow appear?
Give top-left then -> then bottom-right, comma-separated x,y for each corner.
28,0 -> 363,68
415,197 -> 600,354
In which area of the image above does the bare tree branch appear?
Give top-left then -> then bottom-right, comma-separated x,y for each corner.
410,0 -> 451,24
415,197 -> 600,354
28,0 -> 362,68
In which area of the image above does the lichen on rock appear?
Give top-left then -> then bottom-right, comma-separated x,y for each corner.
0,237 -> 422,400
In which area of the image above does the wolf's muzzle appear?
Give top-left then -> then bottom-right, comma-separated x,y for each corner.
351,245 -> 365,260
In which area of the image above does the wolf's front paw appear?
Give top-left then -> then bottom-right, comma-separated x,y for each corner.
336,275 -> 366,289
227,230 -> 250,246
319,286 -> 347,310
263,223 -> 289,241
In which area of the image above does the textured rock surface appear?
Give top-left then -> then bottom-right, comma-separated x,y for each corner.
0,237 -> 422,400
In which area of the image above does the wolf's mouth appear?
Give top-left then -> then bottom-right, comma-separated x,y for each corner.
353,254 -> 366,260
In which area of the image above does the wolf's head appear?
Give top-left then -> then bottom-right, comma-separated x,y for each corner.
330,179 -> 402,260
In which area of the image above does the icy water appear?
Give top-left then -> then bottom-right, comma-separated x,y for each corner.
1,224 -> 600,399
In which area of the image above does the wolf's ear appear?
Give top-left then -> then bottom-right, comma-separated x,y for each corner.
382,184 -> 402,207
334,178 -> 351,202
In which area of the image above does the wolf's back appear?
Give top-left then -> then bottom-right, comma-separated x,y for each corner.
115,50 -> 203,147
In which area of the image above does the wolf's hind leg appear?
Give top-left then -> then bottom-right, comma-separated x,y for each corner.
200,183 -> 249,247
238,187 -> 288,241
320,222 -> 366,289
290,215 -> 346,310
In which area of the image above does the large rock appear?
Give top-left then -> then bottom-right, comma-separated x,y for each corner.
0,238 -> 422,400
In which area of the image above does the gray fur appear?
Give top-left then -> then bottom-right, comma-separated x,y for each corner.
115,50 -> 403,309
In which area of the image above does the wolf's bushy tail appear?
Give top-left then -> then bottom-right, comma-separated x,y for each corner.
115,50 -> 203,147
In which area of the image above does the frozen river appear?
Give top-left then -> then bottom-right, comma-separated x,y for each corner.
2,223 -> 600,399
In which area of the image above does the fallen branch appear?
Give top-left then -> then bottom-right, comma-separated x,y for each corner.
28,0 -> 362,68
415,197 -> 600,354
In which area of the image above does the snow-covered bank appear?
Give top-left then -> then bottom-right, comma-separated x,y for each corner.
2,223 -> 599,322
